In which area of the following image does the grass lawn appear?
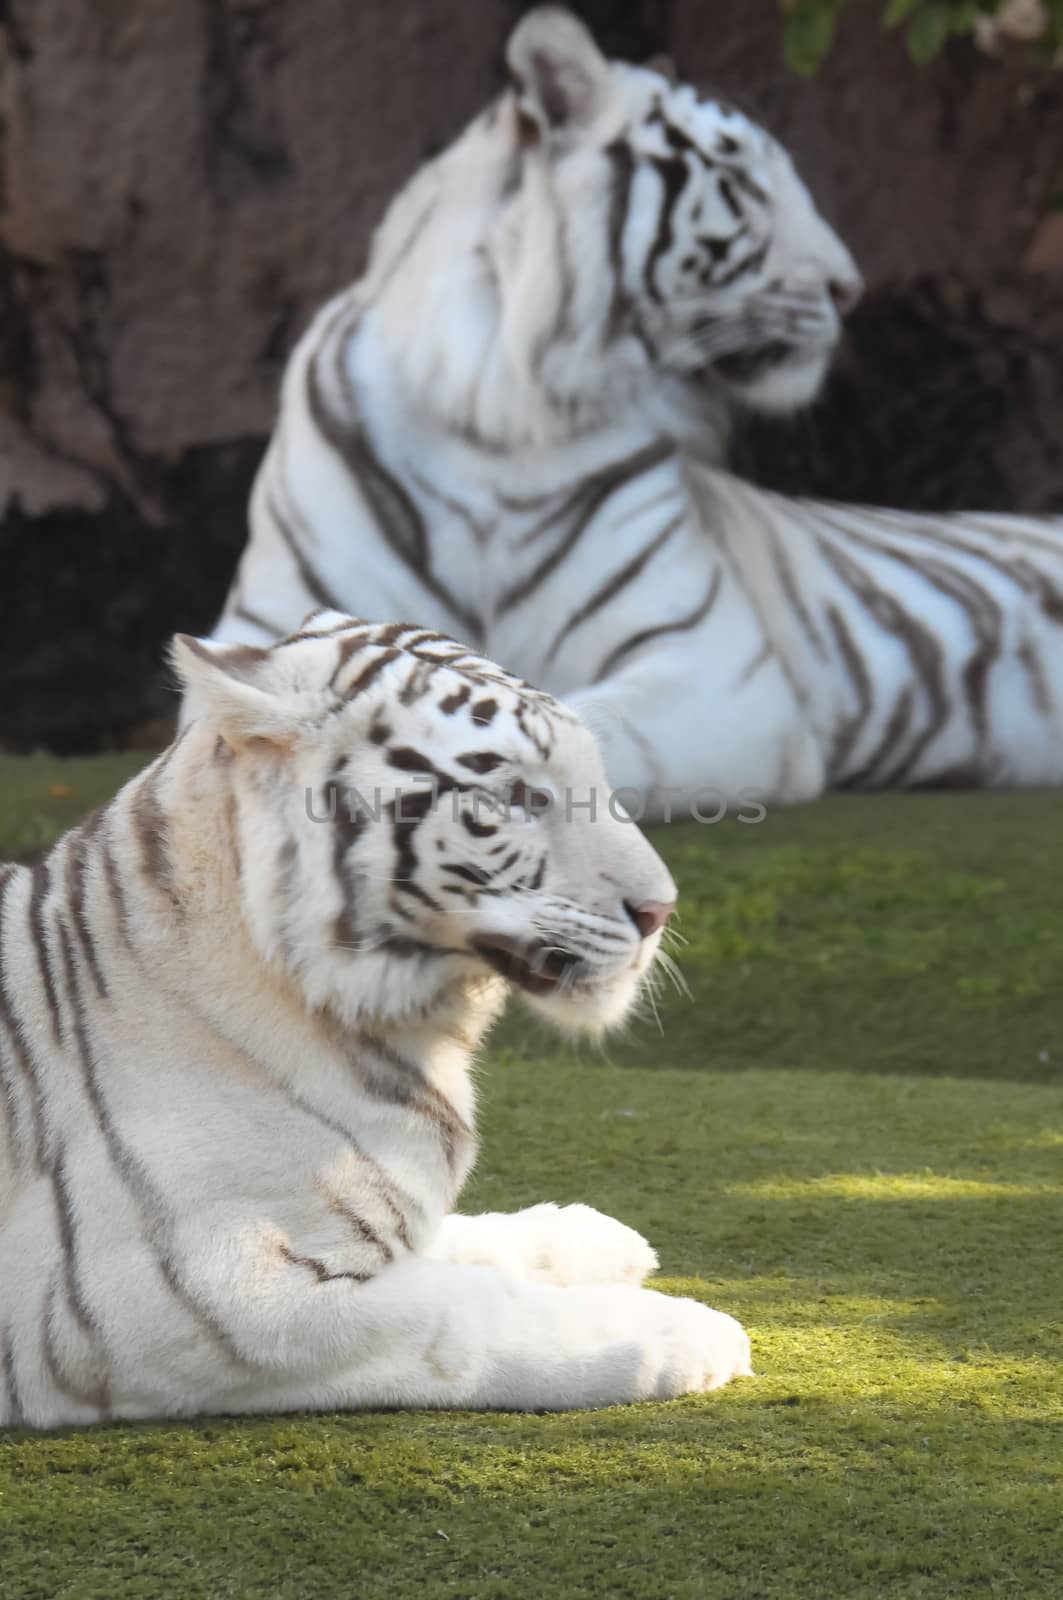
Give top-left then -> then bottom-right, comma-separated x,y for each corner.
1,756 -> 1061,1599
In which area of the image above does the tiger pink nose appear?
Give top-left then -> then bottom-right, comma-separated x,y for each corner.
625,899 -> 676,940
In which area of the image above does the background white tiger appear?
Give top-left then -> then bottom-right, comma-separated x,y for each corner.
209,6 -> 1063,811
0,611 -> 751,1429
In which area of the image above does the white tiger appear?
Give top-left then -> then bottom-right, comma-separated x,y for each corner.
211,5 -> 1063,811
0,611 -> 751,1430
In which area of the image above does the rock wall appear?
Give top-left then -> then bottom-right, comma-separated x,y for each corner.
3,0 -> 1062,748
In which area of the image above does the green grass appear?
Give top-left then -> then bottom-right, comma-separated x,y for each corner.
1,758 -> 1061,1599
0,751 -> 148,859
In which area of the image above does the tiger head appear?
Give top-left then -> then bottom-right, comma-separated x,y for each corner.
506,6 -> 861,414
369,7 -> 860,438
174,612 -> 677,1034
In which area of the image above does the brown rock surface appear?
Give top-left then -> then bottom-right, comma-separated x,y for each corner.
3,0 -> 1063,749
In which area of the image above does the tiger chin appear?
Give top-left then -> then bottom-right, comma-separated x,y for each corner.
0,611 -> 751,1430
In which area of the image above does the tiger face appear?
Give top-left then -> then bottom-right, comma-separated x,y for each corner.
503,6 -> 861,415
175,612 -> 676,1032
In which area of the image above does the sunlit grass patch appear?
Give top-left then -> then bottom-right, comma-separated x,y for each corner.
726,1172 -> 1062,1201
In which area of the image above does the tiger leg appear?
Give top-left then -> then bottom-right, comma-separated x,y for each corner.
213,1255 -> 751,1416
423,1204 -> 659,1287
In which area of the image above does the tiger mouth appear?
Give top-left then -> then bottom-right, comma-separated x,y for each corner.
713,341 -> 806,382
470,935 -> 585,996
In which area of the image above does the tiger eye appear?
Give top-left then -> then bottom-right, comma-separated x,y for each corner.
509,781 -> 553,816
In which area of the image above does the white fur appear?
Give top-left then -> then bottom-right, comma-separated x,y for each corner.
0,615 -> 750,1430
213,8 -> 1063,808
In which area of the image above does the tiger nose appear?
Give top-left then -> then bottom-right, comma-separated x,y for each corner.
624,899 -> 676,939
829,273 -> 864,318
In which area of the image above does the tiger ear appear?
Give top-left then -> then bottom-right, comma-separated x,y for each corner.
506,6 -> 613,137
171,634 -> 296,751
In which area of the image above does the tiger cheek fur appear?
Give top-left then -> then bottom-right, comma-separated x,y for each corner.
0,612 -> 751,1429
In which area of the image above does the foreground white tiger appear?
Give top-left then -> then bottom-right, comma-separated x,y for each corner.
211,5 -> 1063,811
0,612 -> 750,1430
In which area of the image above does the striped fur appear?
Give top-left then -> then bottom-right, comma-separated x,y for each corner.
0,613 -> 749,1429
204,7 -> 1063,810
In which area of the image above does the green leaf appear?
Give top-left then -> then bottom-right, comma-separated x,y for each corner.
948,1 -> 981,32
883,0 -> 923,27
782,7 -> 837,74
906,3 -> 952,61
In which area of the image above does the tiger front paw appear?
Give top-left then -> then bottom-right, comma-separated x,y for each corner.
509,1202 -> 659,1287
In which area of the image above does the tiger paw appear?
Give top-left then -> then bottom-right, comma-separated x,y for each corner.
624,1290 -> 754,1398
507,1202 -> 659,1287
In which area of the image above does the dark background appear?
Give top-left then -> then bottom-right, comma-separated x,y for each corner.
3,0 -> 1063,751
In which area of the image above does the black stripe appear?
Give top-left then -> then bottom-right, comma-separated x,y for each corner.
0,1028 -> 24,1169
283,616 -> 367,649
593,568 -> 722,682
498,440 -> 675,616
840,688 -> 915,790
327,628 -> 379,687
233,602 -> 287,640
41,1278 -> 109,1414
265,479 -> 347,612
816,533 -> 949,787
0,868 -> 49,1169
322,1188 -> 395,1266
824,605 -> 873,779
28,862 -> 63,1044
750,492 -> 828,658
441,862 -> 491,887
99,822 -> 134,953
339,647 -> 401,701
321,757 -> 368,949
399,661 -> 433,706
819,509 -> 1003,750
713,241 -> 767,289
470,698 -> 498,726
456,751 -> 503,775
44,1151 -> 112,1413
265,1074 -> 422,1247
461,812 -> 498,839
357,1036 -> 472,1177
736,642 -> 773,686
547,511 -> 684,658
129,746 -> 179,909
51,1148 -> 102,1343
601,140 -> 633,337
278,1243 -> 371,1285
305,323 -> 484,643
643,155 -> 689,303
439,685 -> 472,716
65,811 -> 109,1002
409,468 -> 494,544
1017,638 -> 1052,714
56,920 -> 244,1365
851,509 -> 1063,721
